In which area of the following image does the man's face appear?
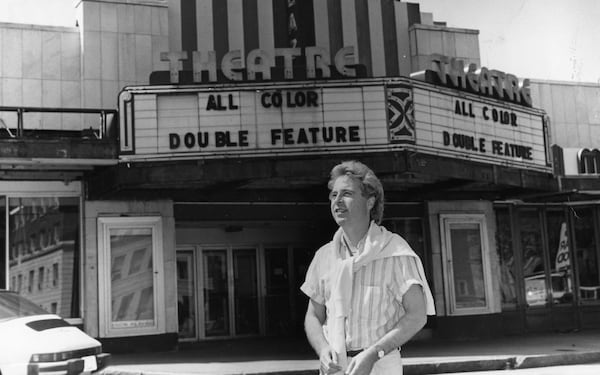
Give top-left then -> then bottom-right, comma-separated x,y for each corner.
329,175 -> 373,228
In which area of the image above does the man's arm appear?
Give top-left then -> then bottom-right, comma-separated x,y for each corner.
346,284 -> 427,375
374,283 -> 428,350
305,299 -> 342,374
305,299 -> 328,354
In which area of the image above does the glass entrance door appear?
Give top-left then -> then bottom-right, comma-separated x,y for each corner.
264,247 -> 290,335
178,243 -> 310,340
176,250 -> 196,340
203,249 -> 230,337
201,247 -> 259,338
233,248 -> 259,335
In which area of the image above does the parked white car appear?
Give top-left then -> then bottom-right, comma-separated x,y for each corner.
0,291 -> 109,375
525,272 -> 571,306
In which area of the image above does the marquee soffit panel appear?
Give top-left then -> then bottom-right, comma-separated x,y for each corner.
86,150 -> 557,201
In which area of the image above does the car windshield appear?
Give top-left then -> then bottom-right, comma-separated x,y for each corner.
0,291 -> 50,319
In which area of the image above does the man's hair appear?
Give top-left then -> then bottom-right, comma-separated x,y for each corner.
327,160 -> 385,224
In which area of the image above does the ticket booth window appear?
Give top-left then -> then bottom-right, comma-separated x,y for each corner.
440,214 -> 493,315
97,216 -> 165,337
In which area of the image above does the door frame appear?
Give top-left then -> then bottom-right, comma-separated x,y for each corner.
97,216 -> 166,338
177,244 -> 263,340
176,247 -> 198,342
439,213 -> 494,316
176,242 -> 312,341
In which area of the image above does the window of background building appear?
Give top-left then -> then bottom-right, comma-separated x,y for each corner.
38,267 -> 44,290
30,235 -> 37,253
8,197 -> 80,318
28,270 -> 34,293
495,206 -> 518,309
129,248 -> 147,275
52,263 -> 59,288
40,230 -> 47,249
573,207 -> 600,303
111,255 -> 126,281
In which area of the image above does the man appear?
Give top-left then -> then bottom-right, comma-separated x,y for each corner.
301,161 -> 435,375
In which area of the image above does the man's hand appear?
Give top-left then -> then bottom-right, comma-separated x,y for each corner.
345,348 -> 378,375
305,300 -> 342,374
319,347 -> 342,374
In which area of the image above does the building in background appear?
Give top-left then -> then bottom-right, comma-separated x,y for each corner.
0,0 -> 597,351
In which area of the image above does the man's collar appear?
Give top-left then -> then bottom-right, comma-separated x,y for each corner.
341,223 -> 372,256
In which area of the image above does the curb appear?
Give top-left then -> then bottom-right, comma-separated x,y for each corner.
100,351 -> 600,375
515,351 -> 600,369
404,358 -> 513,375
404,351 -> 600,375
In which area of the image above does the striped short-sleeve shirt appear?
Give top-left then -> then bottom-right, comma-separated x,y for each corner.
301,235 -> 426,350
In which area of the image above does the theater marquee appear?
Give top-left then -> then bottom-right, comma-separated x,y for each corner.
118,78 -> 550,172
410,85 -> 549,169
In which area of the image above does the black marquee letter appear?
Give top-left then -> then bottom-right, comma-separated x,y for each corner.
169,133 -> 180,149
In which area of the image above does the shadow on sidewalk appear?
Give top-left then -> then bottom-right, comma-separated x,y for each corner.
112,337 -> 316,365
110,329 -> 600,367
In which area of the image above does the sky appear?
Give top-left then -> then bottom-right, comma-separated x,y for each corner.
0,0 -> 599,83
414,0 -> 600,83
0,0 -> 76,27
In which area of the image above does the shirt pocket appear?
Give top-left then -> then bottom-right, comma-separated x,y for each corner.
319,274 -> 332,302
359,285 -> 384,321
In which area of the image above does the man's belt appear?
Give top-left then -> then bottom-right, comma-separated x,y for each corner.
347,348 -> 399,357
346,349 -> 364,357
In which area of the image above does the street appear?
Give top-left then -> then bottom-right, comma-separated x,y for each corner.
439,363 -> 600,375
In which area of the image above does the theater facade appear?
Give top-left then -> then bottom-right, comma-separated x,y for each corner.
0,0 -> 599,351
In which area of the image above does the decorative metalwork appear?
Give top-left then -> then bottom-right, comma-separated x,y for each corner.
387,85 -> 415,144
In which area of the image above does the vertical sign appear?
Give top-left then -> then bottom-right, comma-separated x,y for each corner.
555,222 -> 570,271
387,85 -> 415,144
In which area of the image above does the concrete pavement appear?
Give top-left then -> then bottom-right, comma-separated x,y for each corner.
99,329 -> 600,375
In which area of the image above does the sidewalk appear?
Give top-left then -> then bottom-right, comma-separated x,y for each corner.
99,329 -> 600,375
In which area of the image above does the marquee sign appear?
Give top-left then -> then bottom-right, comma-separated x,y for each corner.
119,82 -> 389,156
577,148 -> 600,174
410,85 -> 548,169
411,54 -> 533,107
158,46 -> 359,84
118,78 -> 550,171
561,147 -> 600,175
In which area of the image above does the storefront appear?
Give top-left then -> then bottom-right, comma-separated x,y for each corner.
77,52 -> 558,347
5,0 -> 600,352
3,182 -> 83,319
493,201 -> 600,334
493,146 -> 600,333
0,107 -> 118,331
